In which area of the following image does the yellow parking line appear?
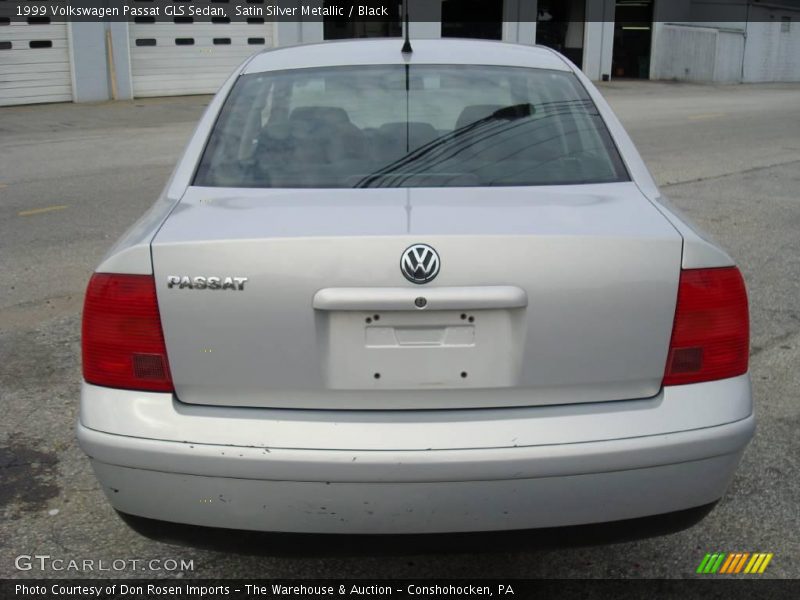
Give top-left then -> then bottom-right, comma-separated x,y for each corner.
18,205 -> 68,217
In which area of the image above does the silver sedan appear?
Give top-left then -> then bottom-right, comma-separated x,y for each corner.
77,39 -> 753,537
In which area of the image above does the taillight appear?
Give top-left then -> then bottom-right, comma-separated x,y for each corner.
663,267 -> 749,386
82,273 -> 173,392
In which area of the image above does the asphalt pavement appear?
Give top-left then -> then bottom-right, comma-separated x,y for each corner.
1,81 -> 798,579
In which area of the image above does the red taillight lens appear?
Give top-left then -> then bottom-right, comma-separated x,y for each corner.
663,267 -> 749,386
82,273 -> 174,392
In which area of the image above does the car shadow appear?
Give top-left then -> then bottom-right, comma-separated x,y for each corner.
117,503 -> 714,557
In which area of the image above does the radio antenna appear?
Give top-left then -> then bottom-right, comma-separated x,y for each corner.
401,0 -> 413,54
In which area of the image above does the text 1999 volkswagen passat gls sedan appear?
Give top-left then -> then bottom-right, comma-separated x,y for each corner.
77,39 -> 753,537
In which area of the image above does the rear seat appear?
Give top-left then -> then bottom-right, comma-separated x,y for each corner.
257,103 -> 564,185
453,103 -> 562,165
288,106 -> 367,163
375,122 -> 438,161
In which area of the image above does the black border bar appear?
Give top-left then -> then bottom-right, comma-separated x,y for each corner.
2,580 -> 800,600
1,1 -> 799,23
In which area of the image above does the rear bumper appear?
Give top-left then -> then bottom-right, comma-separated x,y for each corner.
114,502 -> 720,551
77,376 -> 754,534
83,431 -> 749,534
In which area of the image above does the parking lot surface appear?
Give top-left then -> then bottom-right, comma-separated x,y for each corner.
1,81 -> 799,579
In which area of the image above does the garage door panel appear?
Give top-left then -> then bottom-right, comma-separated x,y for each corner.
130,23 -> 264,33
0,29 -> 70,42
0,38 -> 69,52
133,83 -> 226,97
0,52 -> 72,65
0,62 -> 71,75
0,93 -> 72,106
130,46 -> 261,57
0,22 -> 73,106
0,70 -> 72,84
132,71 -> 241,83
4,85 -> 72,104
131,39 -> 266,48
130,22 -> 272,98
129,68 -> 247,79
131,55 -> 259,69
133,83 -> 230,97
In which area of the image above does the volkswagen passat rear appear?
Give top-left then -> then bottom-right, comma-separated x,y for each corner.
77,40 -> 753,536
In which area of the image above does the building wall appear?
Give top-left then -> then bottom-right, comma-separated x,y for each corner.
0,20 -> 75,105
649,1 -> 800,84
652,24 -> 719,82
743,12 -> 800,82
650,23 -> 745,83
69,22 -> 133,102
69,23 -> 110,102
716,28 -> 747,83
6,0 -> 800,106
581,0 -> 615,81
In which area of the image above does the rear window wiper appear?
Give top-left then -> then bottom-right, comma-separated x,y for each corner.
354,104 -> 537,188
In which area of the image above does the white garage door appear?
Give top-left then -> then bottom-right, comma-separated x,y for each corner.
0,20 -> 73,106
129,19 -> 272,97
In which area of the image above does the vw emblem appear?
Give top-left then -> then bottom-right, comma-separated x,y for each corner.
401,244 -> 440,284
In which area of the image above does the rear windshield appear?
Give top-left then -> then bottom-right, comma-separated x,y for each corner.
194,65 -> 629,188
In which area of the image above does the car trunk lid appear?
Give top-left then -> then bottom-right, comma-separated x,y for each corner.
151,182 -> 682,409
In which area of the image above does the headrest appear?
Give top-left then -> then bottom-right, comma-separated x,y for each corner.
379,122 -> 438,148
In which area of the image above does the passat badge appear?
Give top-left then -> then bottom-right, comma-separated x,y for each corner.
401,244 -> 440,284
167,276 -> 248,291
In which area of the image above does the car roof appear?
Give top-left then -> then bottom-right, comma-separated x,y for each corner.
243,39 -> 572,75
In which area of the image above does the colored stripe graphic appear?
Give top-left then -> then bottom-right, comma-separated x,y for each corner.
702,553 -> 726,574
734,553 -> 750,573
713,553 -> 727,573
700,554 -> 720,574
723,553 -> 744,574
729,554 -> 743,573
701,552 -> 774,574
719,554 -> 736,574
745,554 -> 762,574
758,554 -> 773,574
696,554 -> 713,574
